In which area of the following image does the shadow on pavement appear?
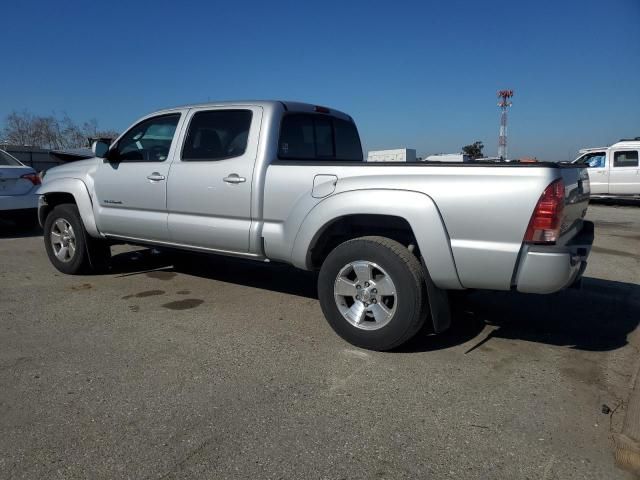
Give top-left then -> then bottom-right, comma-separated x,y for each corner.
590,198 -> 640,207
400,277 -> 640,353
0,219 -> 43,239
110,248 -> 319,299
110,249 -> 640,354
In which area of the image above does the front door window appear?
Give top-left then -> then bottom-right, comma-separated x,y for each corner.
576,152 -> 606,168
112,114 -> 181,162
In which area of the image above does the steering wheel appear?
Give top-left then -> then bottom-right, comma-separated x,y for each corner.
147,145 -> 168,161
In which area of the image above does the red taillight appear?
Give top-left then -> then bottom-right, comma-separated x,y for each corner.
314,105 -> 330,113
524,179 -> 565,244
21,173 -> 41,186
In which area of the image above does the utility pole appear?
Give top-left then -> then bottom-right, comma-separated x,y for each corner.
497,89 -> 514,160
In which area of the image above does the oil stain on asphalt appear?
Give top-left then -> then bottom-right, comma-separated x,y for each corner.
122,290 -> 165,299
162,299 -> 204,310
146,271 -> 177,281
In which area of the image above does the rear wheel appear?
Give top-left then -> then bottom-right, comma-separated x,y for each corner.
318,236 -> 429,351
43,203 -> 110,274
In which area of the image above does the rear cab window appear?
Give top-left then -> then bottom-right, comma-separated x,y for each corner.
613,150 -> 639,168
278,114 -> 363,161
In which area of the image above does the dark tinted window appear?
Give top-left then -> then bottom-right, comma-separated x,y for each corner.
182,110 -> 252,161
115,114 -> 180,162
278,114 -> 362,161
279,114 -> 314,159
314,117 -> 334,157
334,118 -> 363,161
613,150 -> 639,168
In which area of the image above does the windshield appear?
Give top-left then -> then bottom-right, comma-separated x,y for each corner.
0,150 -> 23,166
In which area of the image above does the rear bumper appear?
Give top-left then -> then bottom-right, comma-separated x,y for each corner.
515,221 -> 594,294
0,193 -> 39,212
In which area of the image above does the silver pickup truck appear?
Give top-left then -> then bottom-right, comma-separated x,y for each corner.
38,101 -> 593,350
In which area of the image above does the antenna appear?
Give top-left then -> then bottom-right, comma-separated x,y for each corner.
497,89 -> 514,160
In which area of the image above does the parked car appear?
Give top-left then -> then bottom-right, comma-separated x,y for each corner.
572,139 -> 640,196
0,149 -> 41,228
37,101 -> 593,350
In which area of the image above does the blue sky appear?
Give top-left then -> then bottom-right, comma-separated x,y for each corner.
1,0 -> 639,160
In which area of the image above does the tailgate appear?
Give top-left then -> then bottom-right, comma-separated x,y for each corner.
0,166 -> 37,195
558,165 -> 590,244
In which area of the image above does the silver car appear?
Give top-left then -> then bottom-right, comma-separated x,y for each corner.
0,150 -> 41,228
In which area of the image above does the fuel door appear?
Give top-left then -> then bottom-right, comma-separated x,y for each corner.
312,174 -> 338,198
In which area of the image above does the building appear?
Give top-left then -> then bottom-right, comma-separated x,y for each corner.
367,149 -> 417,162
423,153 -> 472,163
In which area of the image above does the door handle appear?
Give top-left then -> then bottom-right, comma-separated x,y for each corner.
147,172 -> 166,181
223,174 -> 246,184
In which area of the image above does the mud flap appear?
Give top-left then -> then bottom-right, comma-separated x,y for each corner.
421,258 -> 451,333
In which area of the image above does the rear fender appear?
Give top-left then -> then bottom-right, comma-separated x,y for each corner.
291,189 -> 462,290
37,178 -> 100,237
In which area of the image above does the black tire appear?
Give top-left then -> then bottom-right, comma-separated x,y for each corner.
43,203 -> 110,274
318,236 -> 429,351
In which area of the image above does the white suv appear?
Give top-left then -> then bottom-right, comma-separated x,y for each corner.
0,149 -> 41,228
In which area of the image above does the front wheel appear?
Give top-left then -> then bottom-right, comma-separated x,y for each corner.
318,236 -> 429,351
43,203 -> 110,274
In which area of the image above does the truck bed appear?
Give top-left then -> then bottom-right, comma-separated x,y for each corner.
263,161 -> 590,291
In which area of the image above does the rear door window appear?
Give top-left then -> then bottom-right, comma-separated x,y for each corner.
613,150 -> 639,168
182,110 -> 253,161
278,114 -> 362,161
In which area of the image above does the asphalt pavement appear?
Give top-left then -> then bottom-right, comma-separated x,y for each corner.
0,202 -> 638,479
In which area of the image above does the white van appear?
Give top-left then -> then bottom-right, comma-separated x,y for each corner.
573,139 -> 640,196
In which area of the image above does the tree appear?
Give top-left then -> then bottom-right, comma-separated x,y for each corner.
3,110 -> 37,146
2,110 -> 118,149
462,141 -> 484,159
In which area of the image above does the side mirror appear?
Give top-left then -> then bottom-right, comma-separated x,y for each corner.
91,139 -> 111,158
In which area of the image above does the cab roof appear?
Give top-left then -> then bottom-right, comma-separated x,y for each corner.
150,100 -> 353,121
579,140 -> 640,153
611,140 -> 640,149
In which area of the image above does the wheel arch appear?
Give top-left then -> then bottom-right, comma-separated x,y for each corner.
291,189 -> 462,290
38,178 -> 100,237
307,214 -> 415,269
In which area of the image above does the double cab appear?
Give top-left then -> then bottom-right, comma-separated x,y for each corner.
38,101 -> 594,350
